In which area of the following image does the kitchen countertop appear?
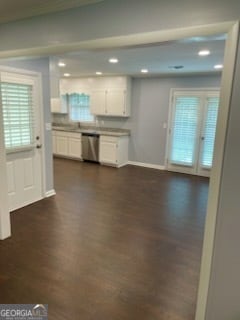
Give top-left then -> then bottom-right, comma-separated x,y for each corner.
52,126 -> 130,137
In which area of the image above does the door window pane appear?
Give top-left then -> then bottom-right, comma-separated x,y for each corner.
170,96 -> 200,166
201,97 -> 219,168
1,82 -> 34,151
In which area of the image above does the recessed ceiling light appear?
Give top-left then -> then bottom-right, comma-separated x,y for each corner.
141,69 -> 149,73
96,71 -> 102,75
109,58 -> 119,63
198,50 -> 211,56
58,62 -> 66,67
64,73 -> 70,77
214,64 -> 223,70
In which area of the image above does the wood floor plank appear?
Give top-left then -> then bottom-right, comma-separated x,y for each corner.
0,158 -> 209,319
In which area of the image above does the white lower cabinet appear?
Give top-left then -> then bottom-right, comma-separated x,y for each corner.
52,131 -> 82,160
56,135 -> 69,156
68,134 -> 82,159
99,135 -> 129,167
52,130 -> 129,167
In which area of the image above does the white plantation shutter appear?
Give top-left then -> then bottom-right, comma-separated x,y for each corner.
201,96 -> 219,168
170,96 -> 200,166
1,82 -> 34,151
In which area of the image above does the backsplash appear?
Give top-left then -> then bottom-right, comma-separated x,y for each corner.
52,113 -> 131,130
52,113 -> 69,125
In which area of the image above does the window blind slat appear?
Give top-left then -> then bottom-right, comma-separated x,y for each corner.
1,82 -> 34,151
170,96 -> 200,166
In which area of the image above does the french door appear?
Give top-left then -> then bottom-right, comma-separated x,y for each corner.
167,90 -> 219,177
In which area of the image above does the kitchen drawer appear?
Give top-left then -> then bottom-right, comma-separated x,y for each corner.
54,131 -> 81,139
100,135 -> 118,143
55,130 -> 69,137
68,132 -> 82,139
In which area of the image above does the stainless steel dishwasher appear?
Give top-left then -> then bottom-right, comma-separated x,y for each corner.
82,133 -> 100,162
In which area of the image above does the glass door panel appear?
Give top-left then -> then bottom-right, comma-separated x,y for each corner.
198,96 -> 219,176
167,91 -> 219,177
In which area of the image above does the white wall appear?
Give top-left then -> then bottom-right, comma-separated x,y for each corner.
128,75 -> 221,165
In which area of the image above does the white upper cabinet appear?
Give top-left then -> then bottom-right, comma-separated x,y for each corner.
90,90 -> 106,115
51,95 -> 68,113
59,76 -> 131,117
106,89 -> 126,116
90,77 -> 131,117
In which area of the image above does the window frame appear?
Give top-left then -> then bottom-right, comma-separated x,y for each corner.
66,92 -> 95,124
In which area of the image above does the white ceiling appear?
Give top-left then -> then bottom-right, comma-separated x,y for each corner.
53,36 -> 226,78
0,0 -> 104,24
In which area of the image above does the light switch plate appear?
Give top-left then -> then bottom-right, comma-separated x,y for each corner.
45,123 -> 52,131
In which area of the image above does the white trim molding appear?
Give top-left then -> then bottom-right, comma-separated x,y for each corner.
45,189 -> 56,198
0,22 -> 234,60
195,21 -> 239,320
128,161 -> 165,171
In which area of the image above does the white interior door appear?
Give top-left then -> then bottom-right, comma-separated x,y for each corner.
1,71 -> 43,211
167,90 -> 219,177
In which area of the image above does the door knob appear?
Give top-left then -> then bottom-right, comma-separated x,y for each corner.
36,144 -> 42,149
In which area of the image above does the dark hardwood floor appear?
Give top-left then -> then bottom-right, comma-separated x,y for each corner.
0,158 -> 209,320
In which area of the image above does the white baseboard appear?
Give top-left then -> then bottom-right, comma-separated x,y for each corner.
127,161 -> 165,170
10,196 -> 43,212
45,189 -> 56,198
